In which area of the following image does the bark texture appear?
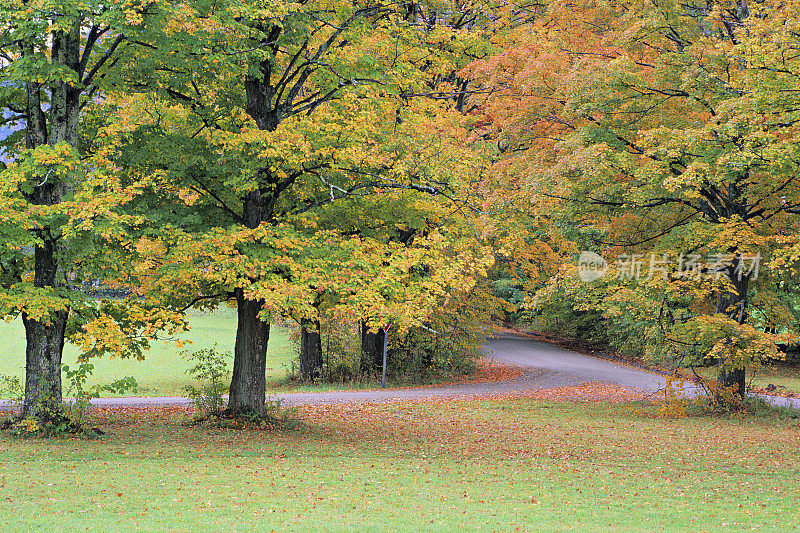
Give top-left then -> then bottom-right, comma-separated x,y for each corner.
299,319 -> 323,381
225,170 -> 274,415
360,322 -> 386,375
716,265 -> 750,398
226,289 -> 270,416
20,25 -> 81,418
22,311 -> 68,417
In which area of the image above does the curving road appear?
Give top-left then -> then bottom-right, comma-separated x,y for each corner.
2,333 -> 798,409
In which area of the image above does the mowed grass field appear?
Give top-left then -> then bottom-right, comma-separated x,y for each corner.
695,364 -> 800,396
747,365 -> 800,394
1,399 -> 798,531
0,308 -> 296,396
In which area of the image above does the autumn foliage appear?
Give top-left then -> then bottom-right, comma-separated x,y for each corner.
466,0 -> 800,396
3,0 -> 800,423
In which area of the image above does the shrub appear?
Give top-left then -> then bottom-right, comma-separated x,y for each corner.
63,361 -> 138,425
0,375 -> 23,405
183,345 -> 231,417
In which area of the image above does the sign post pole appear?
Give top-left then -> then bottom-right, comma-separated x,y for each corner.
381,324 -> 390,389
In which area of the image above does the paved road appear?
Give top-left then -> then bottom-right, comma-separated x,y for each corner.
85,334 -> 683,408
2,333 -> 798,409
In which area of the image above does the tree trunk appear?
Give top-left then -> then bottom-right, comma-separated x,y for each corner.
226,176 -> 274,416
360,322 -> 385,375
299,318 -> 323,381
226,289 -> 269,417
19,25 -> 81,420
227,52 -> 303,414
21,231 -> 69,418
716,264 -> 750,399
719,366 -> 746,398
21,310 -> 68,418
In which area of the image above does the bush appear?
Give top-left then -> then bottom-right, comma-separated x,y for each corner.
319,320 -> 362,383
263,396 -> 301,430
388,326 -> 477,382
646,372 -> 800,421
4,405 -> 88,438
0,375 -> 23,405
183,345 -> 231,417
63,361 -> 138,425
182,345 -> 301,430
741,396 -> 800,422
524,271 -> 608,343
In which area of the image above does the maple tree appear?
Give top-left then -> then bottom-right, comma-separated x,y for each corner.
466,0 -> 800,397
104,0 -> 502,416
0,0 -> 186,420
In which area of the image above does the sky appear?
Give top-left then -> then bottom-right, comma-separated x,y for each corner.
0,114 -> 21,163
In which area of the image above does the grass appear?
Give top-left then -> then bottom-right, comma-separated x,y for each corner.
0,308 -> 488,398
747,364 -> 800,395
0,308 -> 295,397
694,364 -> 800,396
1,398 -> 798,531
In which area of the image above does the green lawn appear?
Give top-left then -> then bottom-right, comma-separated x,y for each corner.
747,364 -> 800,395
0,399 -> 798,531
695,364 -> 800,396
0,308 -> 296,397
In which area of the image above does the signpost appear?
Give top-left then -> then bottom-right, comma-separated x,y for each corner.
381,324 -> 390,388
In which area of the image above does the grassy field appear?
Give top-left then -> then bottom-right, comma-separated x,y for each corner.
0,398 -> 798,531
0,308 -> 296,397
0,309 -> 490,397
748,365 -> 800,394
695,364 -> 800,396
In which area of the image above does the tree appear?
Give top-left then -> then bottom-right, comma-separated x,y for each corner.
105,0 -> 500,416
0,0 -> 161,420
299,317 -> 323,381
467,0 -> 800,396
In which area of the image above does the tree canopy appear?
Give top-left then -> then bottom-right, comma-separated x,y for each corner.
467,0 -> 800,395
3,0 -> 800,421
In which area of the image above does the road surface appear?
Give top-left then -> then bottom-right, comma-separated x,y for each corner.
2,333 -> 797,409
